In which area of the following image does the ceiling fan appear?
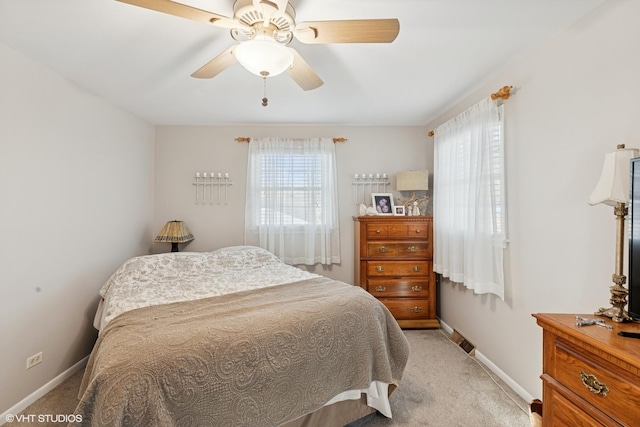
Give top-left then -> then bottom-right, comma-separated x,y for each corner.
116,0 -> 400,91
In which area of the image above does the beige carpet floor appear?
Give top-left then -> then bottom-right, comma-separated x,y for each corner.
19,329 -> 531,426
358,330 -> 530,426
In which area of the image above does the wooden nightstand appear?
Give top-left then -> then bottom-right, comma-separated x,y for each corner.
354,216 -> 439,329
534,313 -> 640,426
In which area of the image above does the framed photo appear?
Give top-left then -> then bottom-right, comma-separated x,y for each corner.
394,205 -> 405,216
371,193 -> 394,215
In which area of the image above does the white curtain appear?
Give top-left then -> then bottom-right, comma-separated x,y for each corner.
244,137 -> 341,265
433,97 -> 507,299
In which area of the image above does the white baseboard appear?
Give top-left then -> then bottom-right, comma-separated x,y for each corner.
439,318 -> 455,335
474,349 -> 534,403
438,318 -> 534,403
0,356 -> 88,426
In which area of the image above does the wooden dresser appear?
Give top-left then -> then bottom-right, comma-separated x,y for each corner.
354,216 -> 439,329
534,313 -> 640,426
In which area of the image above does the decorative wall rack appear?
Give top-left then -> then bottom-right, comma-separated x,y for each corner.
351,173 -> 390,205
193,172 -> 233,205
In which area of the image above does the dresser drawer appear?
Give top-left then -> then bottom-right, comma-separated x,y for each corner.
366,279 -> 429,298
378,298 -> 429,320
366,223 -> 390,239
407,224 -> 429,239
544,384 -> 606,427
366,261 -> 430,277
366,223 -> 430,240
552,338 -> 640,426
366,242 -> 431,258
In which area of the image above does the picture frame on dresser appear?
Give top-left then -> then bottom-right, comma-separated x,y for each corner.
372,193 -> 394,215
394,205 -> 405,216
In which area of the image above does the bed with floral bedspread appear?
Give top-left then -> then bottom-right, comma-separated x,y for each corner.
73,246 -> 409,427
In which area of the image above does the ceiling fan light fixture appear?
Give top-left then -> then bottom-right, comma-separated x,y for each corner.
116,0 -> 398,92
234,39 -> 294,77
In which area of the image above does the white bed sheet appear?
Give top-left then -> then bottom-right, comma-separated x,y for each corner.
95,245 -> 319,331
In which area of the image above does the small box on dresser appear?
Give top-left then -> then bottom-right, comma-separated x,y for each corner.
354,216 -> 439,329
533,313 -> 640,426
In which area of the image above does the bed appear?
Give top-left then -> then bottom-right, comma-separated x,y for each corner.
73,246 -> 409,426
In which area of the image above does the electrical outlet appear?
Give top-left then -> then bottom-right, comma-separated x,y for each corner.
26,352 -> 43,369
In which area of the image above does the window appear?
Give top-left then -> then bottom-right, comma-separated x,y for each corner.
257,152 -> 331,227
433,98 -> 508,299
244,138 -> 341,266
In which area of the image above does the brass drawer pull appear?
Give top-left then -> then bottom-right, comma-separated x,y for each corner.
411,285 -> 422,292
579,371 -> 609,397
375,229 -> 382,234
415,229 -> 421,234
375,286 -> 386,292
412,306 -> 423,313
407,245 -> 419,253
376,266 -> 385,273
412,265 -> 422,272
378,246 -> 388,253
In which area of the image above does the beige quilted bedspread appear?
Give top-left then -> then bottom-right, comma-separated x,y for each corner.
73,277 -> 409,426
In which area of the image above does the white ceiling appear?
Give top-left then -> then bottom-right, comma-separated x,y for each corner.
0,0 -> 605,126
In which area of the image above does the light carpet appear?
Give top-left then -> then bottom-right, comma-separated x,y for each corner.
359,330 -> 530,426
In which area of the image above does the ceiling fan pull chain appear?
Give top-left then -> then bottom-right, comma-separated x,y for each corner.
261,71 -> 269,107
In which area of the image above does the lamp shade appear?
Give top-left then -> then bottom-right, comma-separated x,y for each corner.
396,170 -> 429,191
234,40 -> 294,77
589,145 -> 639,206
155,220 -> 194,250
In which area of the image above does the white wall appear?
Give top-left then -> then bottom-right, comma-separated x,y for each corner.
154,125 -> 431,284
0,43 -> 155,413
425,0 -> 640,399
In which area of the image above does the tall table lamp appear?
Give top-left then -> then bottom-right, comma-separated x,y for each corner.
154,220 -> 194,252
397,170 -> 429,214
588,144 -> 639,322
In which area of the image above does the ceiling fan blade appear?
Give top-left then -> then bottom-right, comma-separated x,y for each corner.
191,46 -> 238,79
253,0 -> 288,14
294,19 -> 399,44
253,0 -> 288,28
254,0 -> 277,27
286,48 -> 323,91
116,0 -> 247,30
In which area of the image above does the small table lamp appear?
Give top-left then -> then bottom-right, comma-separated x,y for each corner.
154,220 -> 194,252
397,170 -> 429,214
589,144 -> 639,322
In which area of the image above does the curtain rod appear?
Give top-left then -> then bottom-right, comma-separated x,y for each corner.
427,85 -> 513,137
235,137 -> 347,143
